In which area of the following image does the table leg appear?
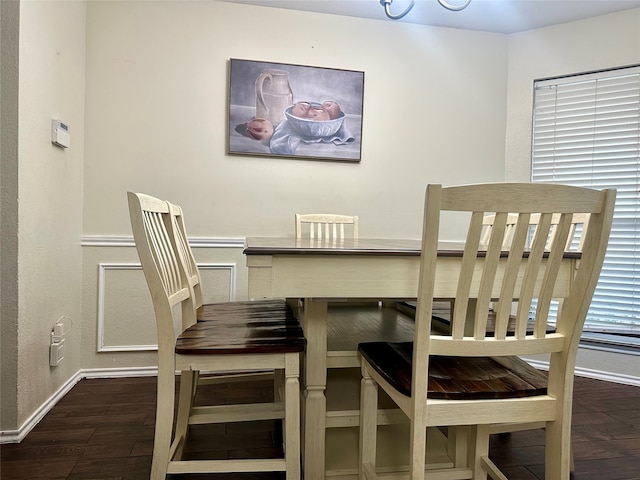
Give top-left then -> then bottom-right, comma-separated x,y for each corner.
301,299 -> 328,480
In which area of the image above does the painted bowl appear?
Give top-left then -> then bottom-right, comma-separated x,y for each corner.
284,104 -> 345,139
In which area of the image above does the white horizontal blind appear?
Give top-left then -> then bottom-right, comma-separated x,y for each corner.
531,67 -> 640,335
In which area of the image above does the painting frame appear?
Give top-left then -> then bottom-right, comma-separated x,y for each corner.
227,59 -> 364,163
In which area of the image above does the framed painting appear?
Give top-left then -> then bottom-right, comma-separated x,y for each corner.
227,59 -> 364,162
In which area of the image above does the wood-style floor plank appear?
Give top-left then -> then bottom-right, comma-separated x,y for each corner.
1,375 -> 639,479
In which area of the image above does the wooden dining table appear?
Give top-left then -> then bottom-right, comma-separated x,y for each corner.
243,236 -> 578,480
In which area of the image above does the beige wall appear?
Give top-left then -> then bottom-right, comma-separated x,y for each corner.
1,0 -> 86,434
82,0 -> 508,241
505,8 -> 640,181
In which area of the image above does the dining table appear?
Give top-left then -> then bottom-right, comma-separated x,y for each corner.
243,236 -> 578,480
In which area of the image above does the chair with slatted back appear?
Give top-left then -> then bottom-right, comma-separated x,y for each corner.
166,201 -> 296,456
295,213 -> 358,241
358,183 -> 615,480
128,192 -> 305,479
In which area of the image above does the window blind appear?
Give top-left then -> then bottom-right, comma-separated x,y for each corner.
531,66 -> 640,335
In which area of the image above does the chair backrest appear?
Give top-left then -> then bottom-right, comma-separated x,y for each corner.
481,212 -> 590,252
128,192 -> 196,349
413,183 -> 615,400
167,202 -> 204,309
295,213 -> 359,241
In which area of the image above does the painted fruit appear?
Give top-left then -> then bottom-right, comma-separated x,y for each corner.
307,107 -> 330,121
291,102 -> 311,118
321,100 -> 342,120
246,118 -> 274,140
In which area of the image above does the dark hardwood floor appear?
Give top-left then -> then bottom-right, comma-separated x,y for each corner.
1,374 -> 639,479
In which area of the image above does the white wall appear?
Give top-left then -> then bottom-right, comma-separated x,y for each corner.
8,0 -> 86,432
504,8 -> 640,379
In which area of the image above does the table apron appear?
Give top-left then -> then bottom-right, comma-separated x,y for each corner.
247,255 -> 574,299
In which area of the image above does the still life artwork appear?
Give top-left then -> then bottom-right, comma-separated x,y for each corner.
228,59 -> 364,162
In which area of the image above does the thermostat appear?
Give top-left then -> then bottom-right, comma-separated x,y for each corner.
51,119 -> 70,148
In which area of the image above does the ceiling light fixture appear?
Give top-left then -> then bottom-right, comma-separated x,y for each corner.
379,0 -> 471,20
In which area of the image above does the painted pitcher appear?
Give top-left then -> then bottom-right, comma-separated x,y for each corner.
255,69 -> 293,127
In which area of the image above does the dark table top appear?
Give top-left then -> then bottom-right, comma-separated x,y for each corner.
244,237 -> 465,256
244,237 -> 581,259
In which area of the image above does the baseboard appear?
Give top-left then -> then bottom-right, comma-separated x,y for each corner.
0,366 -> 157,444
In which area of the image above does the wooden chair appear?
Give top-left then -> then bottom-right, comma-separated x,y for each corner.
358,183 -> 615,480
167,201 -> 292,427
295,213 -> 358,241
128,192 -> 305,479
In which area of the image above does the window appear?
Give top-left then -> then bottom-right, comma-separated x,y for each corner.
531,66 -> 640,343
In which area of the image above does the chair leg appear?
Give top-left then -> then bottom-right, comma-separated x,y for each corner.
274,368 -> 285,403
359,363 -> 378,480
570,440 -> 575,473
472,425 -> 490,480
545,420 -> 572,480
284,353 -> 301,479
151,361 -> 176,480
174,369 -> 197,460
448,426 -> 470,468
408,419 -> 427,480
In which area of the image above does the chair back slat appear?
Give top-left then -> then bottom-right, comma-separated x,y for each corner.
168,203 -> 204,309
450,212 -> 482,339
142,209 -> 182,301
475,211 -> 511,339
492,213 -> 530,340
532,213 -> 572,336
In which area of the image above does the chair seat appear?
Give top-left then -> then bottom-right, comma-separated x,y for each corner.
358,341 -> 548,400
176,315 -> 305,355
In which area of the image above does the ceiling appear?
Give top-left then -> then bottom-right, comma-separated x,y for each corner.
220,0 -> 640,34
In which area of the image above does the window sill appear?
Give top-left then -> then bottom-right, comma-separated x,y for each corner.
580,332 -> 640,355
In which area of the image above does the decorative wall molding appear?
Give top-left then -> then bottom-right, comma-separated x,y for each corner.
97,262 -> 237,352
82,235 -> 245,248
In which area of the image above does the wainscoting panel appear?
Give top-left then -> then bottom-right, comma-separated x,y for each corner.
97,262 -> 236,352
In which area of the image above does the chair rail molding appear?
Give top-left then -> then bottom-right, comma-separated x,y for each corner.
82,235 -> 245,248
